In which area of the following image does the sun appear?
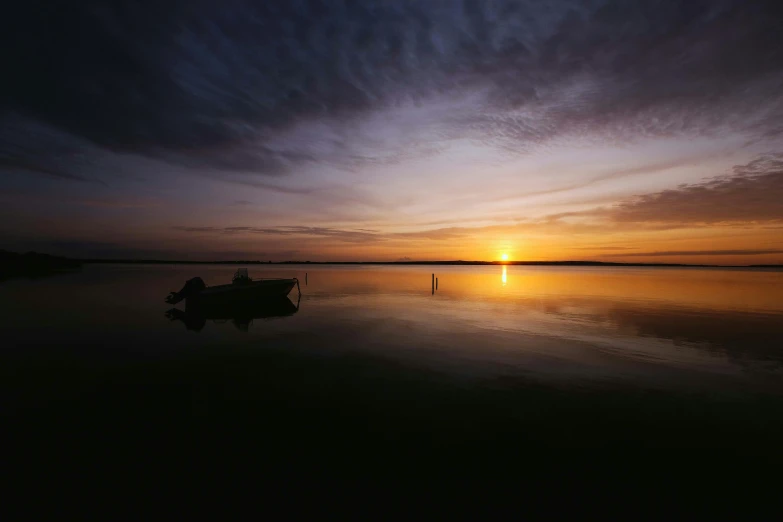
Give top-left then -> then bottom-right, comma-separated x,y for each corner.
501,253 -> 509,261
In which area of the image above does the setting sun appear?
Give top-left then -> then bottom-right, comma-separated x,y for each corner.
501,253 -> 509,261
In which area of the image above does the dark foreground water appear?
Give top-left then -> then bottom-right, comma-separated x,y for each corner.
3,264 -> 783,516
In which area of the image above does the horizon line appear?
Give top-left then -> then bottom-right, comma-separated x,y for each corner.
77,258 -> 783,269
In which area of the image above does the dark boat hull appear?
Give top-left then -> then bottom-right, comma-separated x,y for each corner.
166,296 -> 299,331
187,279 -> 297,306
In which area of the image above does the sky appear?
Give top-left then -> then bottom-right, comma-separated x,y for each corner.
1,0 -> 782,264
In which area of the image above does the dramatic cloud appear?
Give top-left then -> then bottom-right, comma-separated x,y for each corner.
605,153 -> 783,227
172,224 -> 474,244
0,118 -> 108,183
174,225 -> 383,243
2,1 -> 782,263
170,153 -> 783,251
572,246 -> 632,251
3,0 -> 783,180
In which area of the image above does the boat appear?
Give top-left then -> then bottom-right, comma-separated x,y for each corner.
165,268 -> 300,306
166,295 -> 299,332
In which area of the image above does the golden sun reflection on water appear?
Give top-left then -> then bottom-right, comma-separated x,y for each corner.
502,265 -> 507,286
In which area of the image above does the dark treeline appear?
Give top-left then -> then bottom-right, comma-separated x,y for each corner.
0,250 -> 82,276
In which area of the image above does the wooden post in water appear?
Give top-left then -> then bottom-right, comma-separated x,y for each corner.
436,277 -> 438,290
305,272 -> 308,285
432,273 -> 435,294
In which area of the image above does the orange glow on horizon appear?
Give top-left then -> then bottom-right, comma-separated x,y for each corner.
159,225 -> 783,266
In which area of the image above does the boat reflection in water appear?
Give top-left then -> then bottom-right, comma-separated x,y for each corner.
166,295 -> 299,332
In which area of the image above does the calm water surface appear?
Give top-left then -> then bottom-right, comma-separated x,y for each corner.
5,264 -> 783,512
3,264 -> 782,391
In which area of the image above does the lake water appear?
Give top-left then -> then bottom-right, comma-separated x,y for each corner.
4,264 -> 783,513
4,264 -> 783,387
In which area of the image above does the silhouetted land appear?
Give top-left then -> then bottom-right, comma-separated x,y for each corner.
2,251 -> 780,273
80,257 -> 783,268
0,250 -> 81,279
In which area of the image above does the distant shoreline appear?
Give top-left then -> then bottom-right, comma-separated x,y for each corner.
1,250 -> 82,278
79,259 -> 783,269
3,250 -> 780,270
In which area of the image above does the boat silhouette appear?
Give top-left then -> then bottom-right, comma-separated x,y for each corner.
166,295 -> 300,332
165,268 -> 300,306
